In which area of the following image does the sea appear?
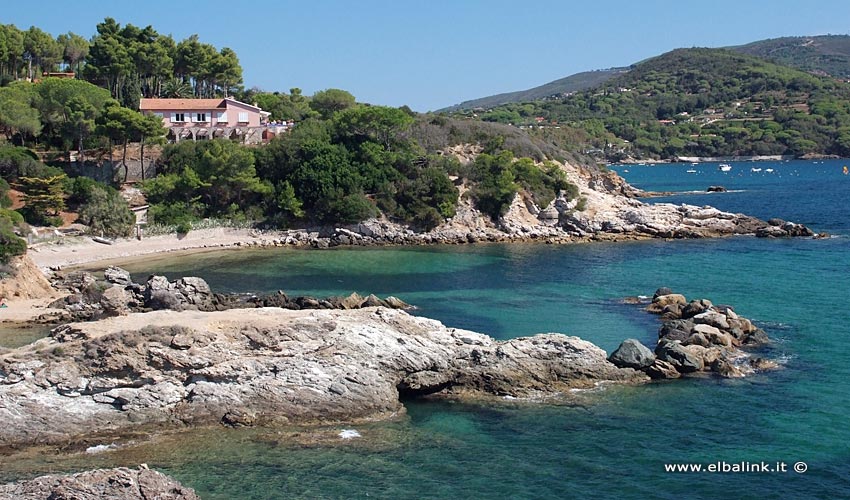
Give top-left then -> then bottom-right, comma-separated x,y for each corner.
1,159 -> 849,499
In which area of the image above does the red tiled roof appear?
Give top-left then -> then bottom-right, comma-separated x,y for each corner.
139,98 -> 226,110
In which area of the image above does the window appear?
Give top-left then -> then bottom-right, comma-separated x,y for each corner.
195,113 -> 208,122
238,112 -> 249,123
216,112 -> 228,123
172,113 -> 185,122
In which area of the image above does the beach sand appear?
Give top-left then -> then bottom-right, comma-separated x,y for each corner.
28,227 -> 289,270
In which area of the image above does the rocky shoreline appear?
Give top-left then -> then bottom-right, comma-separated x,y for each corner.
25,164 -> 817,273
0,267 -> 778,452
0,466 -> 198,500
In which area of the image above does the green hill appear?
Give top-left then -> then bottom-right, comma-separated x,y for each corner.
439,68 -> 626,112
442,35 -> 850,115
462,48 -> 850,160
731,35 -> 850,78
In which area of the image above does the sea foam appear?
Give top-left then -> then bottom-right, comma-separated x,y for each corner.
339,429 -> 361,440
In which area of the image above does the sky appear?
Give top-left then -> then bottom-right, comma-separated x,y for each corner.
4,0 -> 850,111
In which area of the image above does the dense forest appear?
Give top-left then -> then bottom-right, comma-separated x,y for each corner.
457,48 -> 850,160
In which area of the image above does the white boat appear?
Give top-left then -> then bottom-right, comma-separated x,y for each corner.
686,169 -> 697,173
690,162 -> 699,166
765,168 -> 775,173
718,163 -> 732,172
751,167 -> 762,172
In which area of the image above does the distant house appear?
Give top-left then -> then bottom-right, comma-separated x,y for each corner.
139,97 -> 274,143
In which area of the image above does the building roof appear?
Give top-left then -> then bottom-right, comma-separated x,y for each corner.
140,97 -> 263,112
140,98 -> 226,110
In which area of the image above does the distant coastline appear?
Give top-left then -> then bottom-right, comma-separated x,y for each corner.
616,154 -> 846,165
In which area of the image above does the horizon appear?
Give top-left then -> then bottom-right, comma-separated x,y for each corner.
4,0 -> 850,111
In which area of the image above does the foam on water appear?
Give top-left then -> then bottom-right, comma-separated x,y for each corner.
338,429 -> 361,440
84,443 -> 118,454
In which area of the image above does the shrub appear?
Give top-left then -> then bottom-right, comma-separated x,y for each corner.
77,186 -> 134,238
327,193 -> 376,224
175,219 -> 192,235
0,177 -> 11,208
0,213 -> 26,263
65,176 -> 103,208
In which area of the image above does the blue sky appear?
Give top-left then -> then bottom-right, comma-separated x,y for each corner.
4,0 -> 850,110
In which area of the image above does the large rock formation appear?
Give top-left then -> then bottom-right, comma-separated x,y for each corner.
0,307 -> 645,449
0,466 -> 198,500
610,289 -> 776,379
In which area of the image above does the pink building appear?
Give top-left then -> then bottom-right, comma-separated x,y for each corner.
140,97 -> 271,143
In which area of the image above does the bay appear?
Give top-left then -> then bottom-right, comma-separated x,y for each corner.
3,159 -> 849,499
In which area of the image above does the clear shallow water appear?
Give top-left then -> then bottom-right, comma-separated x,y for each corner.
3,160 -> 850,498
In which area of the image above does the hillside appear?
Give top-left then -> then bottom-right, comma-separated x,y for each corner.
439,68 -> 626,112
731,35 -> 850,78
442,34 -> 850,116
456,48 -> 850,160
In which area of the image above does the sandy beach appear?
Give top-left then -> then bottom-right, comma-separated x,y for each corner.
27,227 -> 292,271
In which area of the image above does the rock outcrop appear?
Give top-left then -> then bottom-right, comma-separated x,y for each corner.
0,466 -> 198,500
0,307 -> 645,449
0,255 -> 55,301
44,268 -> 411,323
611,289 -> 777,380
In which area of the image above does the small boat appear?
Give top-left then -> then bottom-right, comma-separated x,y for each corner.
718,163 -> 732,172
844,166 -> 848,175
751,167 -> 762,172
690,162 -> 699,166
92,236 -> 114,245
623,169 -> 629,173
765,168 -> 775,173
686,169 -> 697,173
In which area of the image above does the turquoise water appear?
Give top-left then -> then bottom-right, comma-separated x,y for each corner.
3,160 -> 850,498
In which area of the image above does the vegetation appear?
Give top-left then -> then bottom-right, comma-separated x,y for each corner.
441,68 -> 626,112
732,35 -> 850,78
76,184 -> 134,237
0,18 -> 585,237
0,210 -> 27,263
1,19 -> 242,106
463,151 -> 574,220
457,48 -> 850,160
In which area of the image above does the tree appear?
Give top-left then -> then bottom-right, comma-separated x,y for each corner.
0,24 -> 25,79
334,105 -> 415,149
137,112 -> 167,180
95,101 -> 143,182
210,47 -> 242,97
309,88 -> 356,119
56,32 -> 89,74
17,173 -> 67,222
0,83 -> 41,143
84,23 -> 134,99
22,26 -> 60,80
32,78 -> 111,153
